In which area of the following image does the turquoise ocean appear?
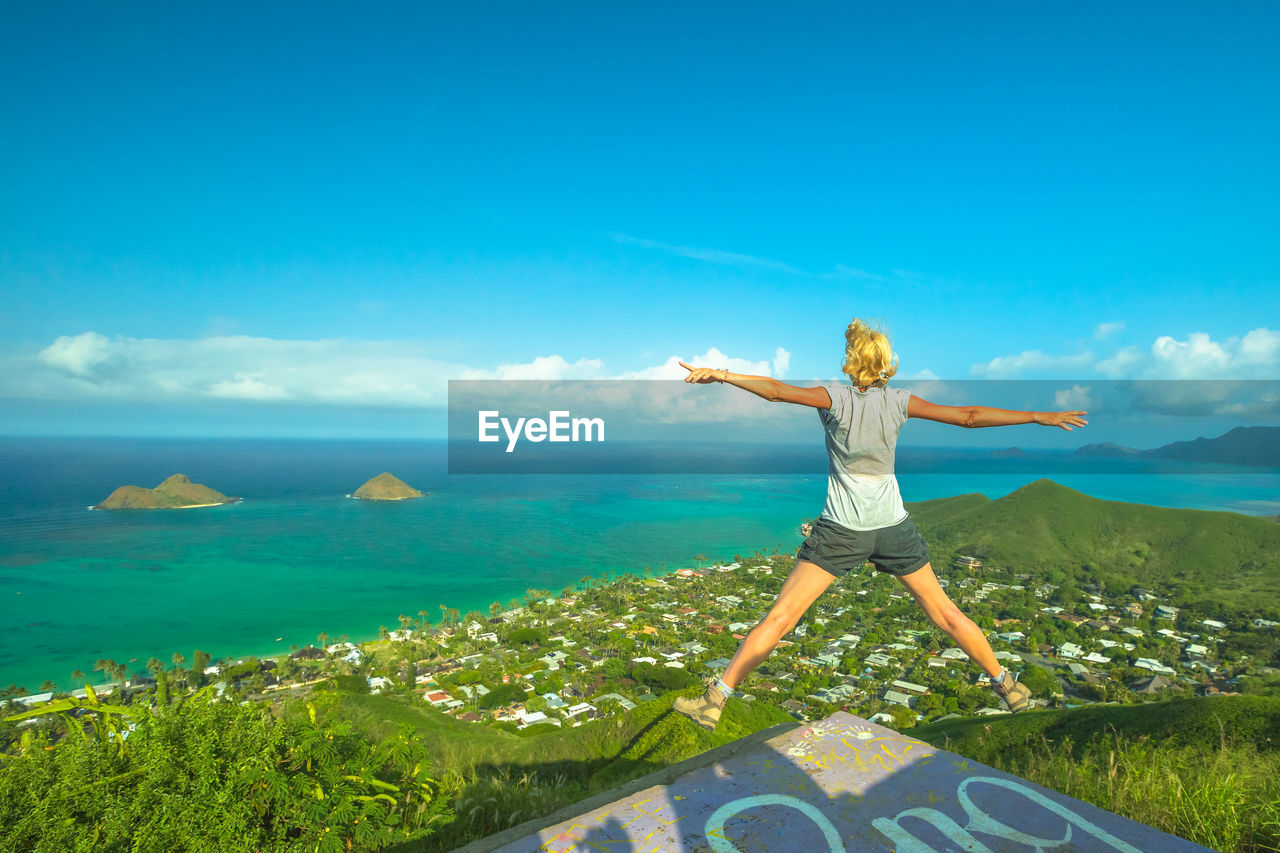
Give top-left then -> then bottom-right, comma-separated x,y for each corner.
1,436 -> 1277,693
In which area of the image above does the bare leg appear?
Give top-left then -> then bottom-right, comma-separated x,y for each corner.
721,560 -> 836,690
895,563 -> 1002,678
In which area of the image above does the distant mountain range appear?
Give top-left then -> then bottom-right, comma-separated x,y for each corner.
1074,426 -> 1280,467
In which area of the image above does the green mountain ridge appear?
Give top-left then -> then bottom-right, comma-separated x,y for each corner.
906,479 -> 1280,608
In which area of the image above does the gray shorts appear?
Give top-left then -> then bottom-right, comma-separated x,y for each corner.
796,515 -> 931,578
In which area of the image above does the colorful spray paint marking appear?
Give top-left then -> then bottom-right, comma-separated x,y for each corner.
481,711 -> 1212,853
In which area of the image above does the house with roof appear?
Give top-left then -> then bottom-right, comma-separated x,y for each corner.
939,647 -> 970,661
882,689 -> 915,708
864,652 -> 894,669
1154,605 -> 1179,620
891,680 -> 928,695
1058,642 -> 1084,659
540,692 -> 568,710
517,710 -> 559,729
1134,657 -> 1177,675
594,693 -> 637,711
1082,652 -> 1112,664
563,702 -> 598,723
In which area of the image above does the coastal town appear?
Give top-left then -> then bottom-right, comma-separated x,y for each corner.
7,540 -> 1279,735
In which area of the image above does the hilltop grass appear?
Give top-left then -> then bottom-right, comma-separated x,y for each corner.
907,479 -> 1280,608
287,683 -> 796,851
911,697 -> 1280,852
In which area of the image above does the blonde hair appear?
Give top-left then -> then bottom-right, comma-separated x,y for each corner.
841,318 -> 898,388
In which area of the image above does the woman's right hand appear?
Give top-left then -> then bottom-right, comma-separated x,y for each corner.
1034,411 -> 1088,430
679,361 -> 725,384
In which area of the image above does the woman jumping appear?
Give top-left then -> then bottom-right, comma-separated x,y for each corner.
672,318 -> 1087,730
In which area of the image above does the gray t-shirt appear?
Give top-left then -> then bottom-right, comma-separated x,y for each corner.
817,382 -> 912,531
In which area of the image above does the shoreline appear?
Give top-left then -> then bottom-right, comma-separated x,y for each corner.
11,546 -> 781,696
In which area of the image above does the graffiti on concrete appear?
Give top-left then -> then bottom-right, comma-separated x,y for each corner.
487,712 -> 1209,853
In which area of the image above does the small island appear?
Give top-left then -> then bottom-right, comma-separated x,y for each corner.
94,474 -> 238,510
352,472 -> 425,501
991,447 -> 1028,458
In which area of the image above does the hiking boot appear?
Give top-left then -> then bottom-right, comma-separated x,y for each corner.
990,669 -> 1032,713
674,677 -> 729,730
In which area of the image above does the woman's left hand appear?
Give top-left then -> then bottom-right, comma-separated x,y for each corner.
679,361 -> 724,384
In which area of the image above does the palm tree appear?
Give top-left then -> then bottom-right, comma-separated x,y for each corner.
379,625 -> 391,642
70,669 -> 85,685
398,613 -> 412,631
39,679 -> 56,694
439,603 -> 448,627
447,607 -> 460,628
490,601 -> 503,618
317,631 -> 329,648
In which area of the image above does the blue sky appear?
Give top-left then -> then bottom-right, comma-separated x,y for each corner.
1,2 -> 1277,439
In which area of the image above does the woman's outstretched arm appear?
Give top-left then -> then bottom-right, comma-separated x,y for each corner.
679,361 -> 833,408
908,395 -> 1088,430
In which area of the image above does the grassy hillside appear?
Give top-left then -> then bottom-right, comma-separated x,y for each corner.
911,694 -> 1280,755
910,696 -> 1280,852
906,479 -> 1280,609
293,683 -> 796,852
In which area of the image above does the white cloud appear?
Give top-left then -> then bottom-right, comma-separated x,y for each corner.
1096,347 -> 1142,377
1150,332 -> 1232,378
457,355 -> 606,380
207,374 -> 292,400
12,333 -> 799,423
971,327 -> 1280,379
38,332 -> 113,376
969,350 -> 1096,378
15,333 -> 570,406
1054,384 -> 1094,410
772,346 -> 791,376
616,347 -> 780,380
1094,321 -> 1125,340
1238,328 -> 1280,366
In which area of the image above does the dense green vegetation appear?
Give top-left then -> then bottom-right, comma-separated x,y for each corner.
909,479 -> 1280,610
0,678 -> 792,852
911,696 -> 1280,852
